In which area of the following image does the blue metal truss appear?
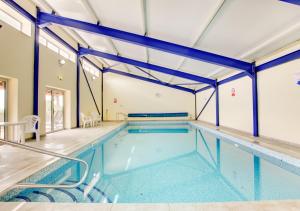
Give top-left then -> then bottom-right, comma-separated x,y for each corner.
79,47 -> 216,86
37,12 -> 253,74
103,68 -> 195,94
279,0 -> 300,6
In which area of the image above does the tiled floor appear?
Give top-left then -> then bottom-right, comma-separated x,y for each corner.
1,120 -> 300,210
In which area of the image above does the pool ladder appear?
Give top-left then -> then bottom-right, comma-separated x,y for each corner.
0,139 -> 89,190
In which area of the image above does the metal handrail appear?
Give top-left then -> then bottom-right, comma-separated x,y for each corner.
0,139 -> 89,189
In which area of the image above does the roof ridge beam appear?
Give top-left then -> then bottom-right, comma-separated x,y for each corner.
79,47 -> 215,85
37,12 -> 252,74
103,68 -> 195,94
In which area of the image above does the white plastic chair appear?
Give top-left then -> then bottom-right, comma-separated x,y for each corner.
80,112 -> 93,128
22,115 -> 40,142
91,112 -> 102,127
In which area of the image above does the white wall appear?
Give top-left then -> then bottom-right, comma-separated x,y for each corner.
219,76 -> 253,134
196,88 -> 216,124
103,73 -> 195,121
258,58 -> 300,145
196,42 -> 300,145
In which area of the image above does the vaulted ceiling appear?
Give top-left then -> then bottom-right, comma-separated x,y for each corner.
31,0 -> 300,90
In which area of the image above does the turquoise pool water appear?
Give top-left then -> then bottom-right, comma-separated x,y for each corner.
2,122 -> 300,203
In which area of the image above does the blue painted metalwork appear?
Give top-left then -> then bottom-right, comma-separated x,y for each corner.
37,12 -> 253,73
252,64 -> 259,137
279,0 -> 300,6
256,49 -> 300,72
128,112 -> 188,117
104,68 -> 195,93
80,48 -> 215,85
76,45 -> 80,128
195,85 -> 213,93
216,84 -> 220,127
217,72 -> 247,86
33,8 -> 40,116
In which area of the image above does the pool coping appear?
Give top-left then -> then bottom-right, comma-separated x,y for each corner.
189,122 -> 300,175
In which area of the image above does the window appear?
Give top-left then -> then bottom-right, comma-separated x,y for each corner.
82,59 -> 100,79
0,1 -> 31,36
47,42 -> 59,54
0,9 -> 21,31
39,30 -> 77,63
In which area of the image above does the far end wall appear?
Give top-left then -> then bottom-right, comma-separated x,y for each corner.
103,73 -> 195,121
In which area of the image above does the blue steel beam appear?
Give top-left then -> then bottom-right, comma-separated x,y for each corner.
79,47 -> 215,86
103,68 -> 195,94
37,12 -> 253,73
279,0 -> 300,6
33,8 -> 40,116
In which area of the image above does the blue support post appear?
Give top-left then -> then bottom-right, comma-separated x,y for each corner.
33,8 -> 40,116
252,64 -> 259,137
79,47 -> 215,85
37,12 -> 253,73
76,45 -> 80,128
215,82 -> 220,127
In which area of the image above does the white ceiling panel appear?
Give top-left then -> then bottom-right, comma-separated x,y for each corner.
180,59 -> 222,77
147,0 -> 223,46
148,49 -> 185,69
75,30 -> 115,53
196,0 -> 300,59
45,0 -> 95,22
87,0 -> 144,35
126,65 -> 151,78
111,40 -> 147,62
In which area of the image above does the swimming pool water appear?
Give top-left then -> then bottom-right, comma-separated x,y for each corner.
2,122 -> 300,203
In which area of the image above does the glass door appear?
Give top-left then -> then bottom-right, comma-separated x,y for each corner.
45,88 -> 64,133
0,80 -> 6,139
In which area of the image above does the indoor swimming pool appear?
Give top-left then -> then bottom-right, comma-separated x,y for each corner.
1,122 -> 300,203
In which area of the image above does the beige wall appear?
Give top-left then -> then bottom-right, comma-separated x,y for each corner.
0,10 -> 103,136
103,73 -> 195,121
38,45 -> 77,134
0,20 -> 34,122
80,67 -> 102,117
196,88 -> 216,124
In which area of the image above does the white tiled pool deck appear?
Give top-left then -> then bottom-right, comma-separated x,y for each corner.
0,121 -> 300,210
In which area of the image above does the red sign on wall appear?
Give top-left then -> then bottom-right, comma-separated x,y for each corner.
231,88 -> 236,97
